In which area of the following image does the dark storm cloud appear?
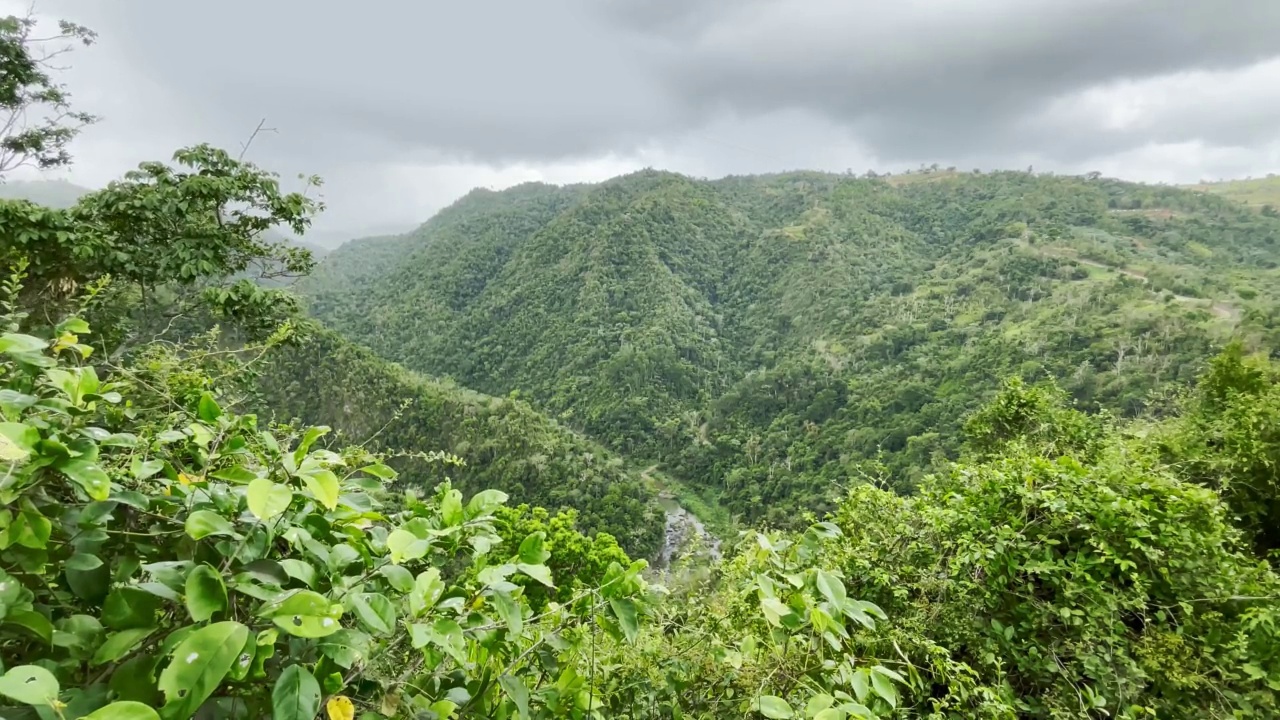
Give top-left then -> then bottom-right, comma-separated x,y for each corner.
15,0 -> 1280,232
601,0 -> 1280,162
37,0 -> 1280,167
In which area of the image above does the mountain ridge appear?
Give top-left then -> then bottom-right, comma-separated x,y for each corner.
300,168 -> 1280,524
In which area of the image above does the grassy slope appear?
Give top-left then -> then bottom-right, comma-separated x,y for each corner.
1185,176 -> 1280,210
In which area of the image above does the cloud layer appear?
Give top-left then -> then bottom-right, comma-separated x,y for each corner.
6,0 -> 1280,235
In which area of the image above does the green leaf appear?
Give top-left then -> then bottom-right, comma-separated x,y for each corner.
760,596 -> 793,627
271,664 -> 321,720
292,426 -> 331,466
805,694 -> 835,716
358,463 -> 397,480
0,665 -> 59,706
185,564 -> 228,622
260,590 -> 343,638
211,465 -> 259,483
870,667 -> 898,709
493,590 -> 523,637
197,392 -> 221,422
157,621 -> 249,719
300,469 -> 340,511
850,668 -> 870,702
757,695 -> 794,719
4,609 -> 53,645
409,568 -> 445,617
318,628 -> 370,669
92,627 -> 157,666
55,457 -> 111,501
279,559 -> 317,587
498,674 -> 530,720
81,701 -> 162,720
247,478 -> 293,521
516,563 -> 555,588
185,510 -> 237,540
0,421 -> 38,460
387,528 -> 430,564
350,593 -> 396,636
815,569 -> 846,606
378,564 -> 414,593
0,333 -> 47,354
102,587 -> 164,630
440,488 -> 464,527
131,458 -> 165,480
518,532 -> 550,564
67,553 -> 104,571
609,598 -> 639,643
467,488 -> 508,517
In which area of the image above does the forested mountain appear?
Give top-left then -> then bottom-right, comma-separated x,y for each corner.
253,325 -> 664,557
303,169 -> 1280,524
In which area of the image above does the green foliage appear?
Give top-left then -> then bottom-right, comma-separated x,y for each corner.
253,325 -> 665,558
301,169 -> 1280,526
0,309 -> 653,719
0,12 -> 97,175
1152,343 -> 1280,555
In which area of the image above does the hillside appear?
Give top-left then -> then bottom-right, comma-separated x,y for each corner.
300,170 -> 1280,526
253,323 -> 665,557
0,178 -> 92,207
1187,175 -> 1280,212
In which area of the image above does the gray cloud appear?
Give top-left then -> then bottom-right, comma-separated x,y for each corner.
8,0 -> 1280,234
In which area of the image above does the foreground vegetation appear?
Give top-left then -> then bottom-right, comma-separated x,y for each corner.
2,13 -> 1279,720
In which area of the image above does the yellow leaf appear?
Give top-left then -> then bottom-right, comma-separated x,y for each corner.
327,695 -> 354,720
178,473 -> 199,486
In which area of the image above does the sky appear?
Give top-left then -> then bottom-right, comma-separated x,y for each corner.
6,0 -> 1280,239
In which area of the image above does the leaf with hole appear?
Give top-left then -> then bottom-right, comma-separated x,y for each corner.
157,621 -> 248,719
0,665 -> 59,706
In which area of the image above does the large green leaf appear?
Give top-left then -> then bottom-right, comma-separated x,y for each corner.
56,458 -> 111,500
516,563 -> 555,588
0,421 -> 38,460
184,510 -> 237,540
757,695 -> 794,719
92,627 -> 156,666
409,568 -> 445,617
350,593 -> 396,636
0,665 -> 59,705
299,469 -> 339,510
518,532 -> 550,564
378,564 -> 414,593
870,667 -> 898,709
387,528 -> 430,564
260,590 -> 343,638
185,563 -> 228,622
157,621 -> 248,719
609,598 -> 639,643
815,569 -> 846,606
440,488 -> 464,527
102,587 -> 164,630
466,489 -> 508,518
271,664 -> 321,720
498,674 -> 529,719
247,477 -> 293,521
81,701 -> 162,720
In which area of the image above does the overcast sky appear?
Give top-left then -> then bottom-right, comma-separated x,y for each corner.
7,0 -> 1280,237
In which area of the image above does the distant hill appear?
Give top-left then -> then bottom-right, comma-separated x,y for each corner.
295,170 -> 1280,525
0,179 -> 92,207
1186,176 -> 1280,212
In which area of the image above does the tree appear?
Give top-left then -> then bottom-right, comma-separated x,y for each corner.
0,11 -> 96,175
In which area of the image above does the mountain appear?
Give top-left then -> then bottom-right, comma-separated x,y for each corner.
299,169 -> 1280,526
0,179 -> 92,207
254,323 -> 665,557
